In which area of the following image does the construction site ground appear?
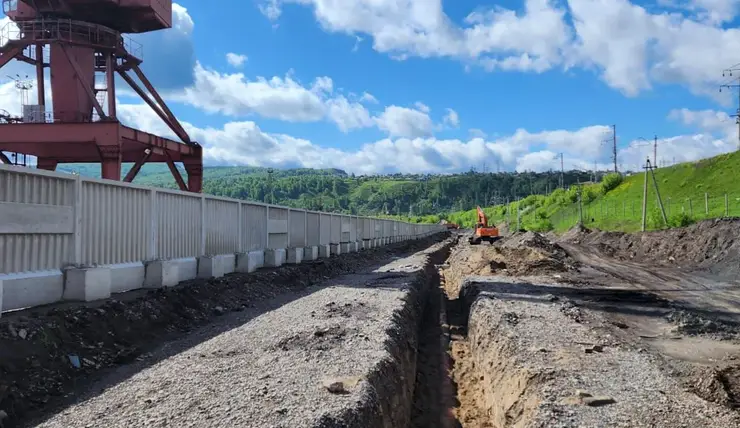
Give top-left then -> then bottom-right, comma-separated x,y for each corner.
4,219 -> 740,427
0,237 -> 449,428
442,220 -> 740,427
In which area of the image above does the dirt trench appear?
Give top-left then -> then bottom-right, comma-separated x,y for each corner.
408,233 -> 553,428
410,229 -> 740,427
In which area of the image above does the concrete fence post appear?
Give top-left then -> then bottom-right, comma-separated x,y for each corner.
147,188 -> 158,260
237,202 -> 243,253
265,206 -> 271,249
72,174 -> 83,264
286,208 -> 291,248
200,195 -> 207,256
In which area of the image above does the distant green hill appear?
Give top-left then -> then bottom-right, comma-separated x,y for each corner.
55,163 -> 593,217
448,151 -> 740,233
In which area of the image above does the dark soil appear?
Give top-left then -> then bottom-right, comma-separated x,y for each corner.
0,236 -> 446,428
559,218 -> 740,277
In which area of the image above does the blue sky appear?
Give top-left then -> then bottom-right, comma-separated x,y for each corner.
3,0 -> 740,174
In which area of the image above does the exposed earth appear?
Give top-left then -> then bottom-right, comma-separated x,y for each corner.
4,219 -> 740,427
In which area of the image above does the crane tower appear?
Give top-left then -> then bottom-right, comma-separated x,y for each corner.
0,0 -> 202,192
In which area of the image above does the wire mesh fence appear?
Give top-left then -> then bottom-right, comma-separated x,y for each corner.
542,192 -> 740,233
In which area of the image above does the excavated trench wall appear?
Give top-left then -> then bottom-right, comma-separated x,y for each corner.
319,239 -> 453,428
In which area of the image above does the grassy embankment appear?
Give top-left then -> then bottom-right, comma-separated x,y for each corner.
444,151 -> 740,233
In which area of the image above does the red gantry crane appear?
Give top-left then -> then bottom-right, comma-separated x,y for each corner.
0,0 -> 202,192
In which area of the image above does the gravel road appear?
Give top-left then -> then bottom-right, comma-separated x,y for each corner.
31,241 -> 451,428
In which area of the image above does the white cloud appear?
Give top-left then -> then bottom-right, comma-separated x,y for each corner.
374,105 -> 434,138
178,63 -> 334,122
258,0 -> 740,100
226,53 -> 248,68
326,95 -> 374,132
414,102 -> 431,113
118,100 -> 628,175
443,108 -> 459,128
359,92 -> 378,103
175,63 -> 381,132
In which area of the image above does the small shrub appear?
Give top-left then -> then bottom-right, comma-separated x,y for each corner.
526,218 -> 554,232
668,212 -> 696,228
600,173 -> 623,194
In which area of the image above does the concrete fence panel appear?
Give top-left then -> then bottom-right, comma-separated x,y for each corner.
374,219 -> 382,238
0,166 -> 75,274
156,191 -> 202,260
340,215 -> 352,243
242,203 -> 267,251
289,209 -> 307,248
205,197 -> 240,255
81,180 -> 151,266
330,215 -> 341,244
383,220 -> 392,238
319,213 -> 331,245
267,206 -> 289,249
355,216 -> 363,241
306,212 -> 320,246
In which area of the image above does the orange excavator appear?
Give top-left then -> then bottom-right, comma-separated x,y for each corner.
469,206 -> 500,245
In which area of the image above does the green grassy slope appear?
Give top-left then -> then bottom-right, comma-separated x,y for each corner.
446,151 -> 740,233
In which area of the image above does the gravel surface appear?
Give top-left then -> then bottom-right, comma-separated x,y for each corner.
460,277 -> 740,427
1,236 -> 447,428
32,240 -> 452,428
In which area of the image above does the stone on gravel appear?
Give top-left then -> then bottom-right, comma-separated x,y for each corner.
582,396 -> 616,407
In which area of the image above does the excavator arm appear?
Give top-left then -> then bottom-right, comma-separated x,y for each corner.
476,206 -> 488,228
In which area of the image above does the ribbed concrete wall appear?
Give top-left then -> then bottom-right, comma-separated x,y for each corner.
330,215 -> 341,244
267,207 -> 289,250
319,213 -> 331,245
205,197 -> 240,255
81,180 -> 151,265
243,203 -> 267,251
0,165 -> 444,278
0,168 -> 75,274
340,216 -> 352,243
306,212 -> 320,246
289,209 -> 306,248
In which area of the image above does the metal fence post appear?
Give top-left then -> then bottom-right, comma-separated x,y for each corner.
688,198 -> 693,217
725,194 -> 730,217
705,193 -> 709,215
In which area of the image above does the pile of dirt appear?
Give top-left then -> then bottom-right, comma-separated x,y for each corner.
0,237 -> 444,427
442,232 -> 577,297
559,218 -> 740,276
691,365 -> 740,409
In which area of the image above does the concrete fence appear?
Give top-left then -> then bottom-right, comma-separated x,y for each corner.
0,164 -> 445,316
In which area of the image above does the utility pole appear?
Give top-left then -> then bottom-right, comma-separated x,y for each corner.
612,124 -> 618,173
720,65 -> 740,151
653,135 -> 658,169
559,152 -> 564,189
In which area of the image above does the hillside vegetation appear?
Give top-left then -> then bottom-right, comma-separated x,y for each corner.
58,163 -> 593,217
448,151 -> 740,233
